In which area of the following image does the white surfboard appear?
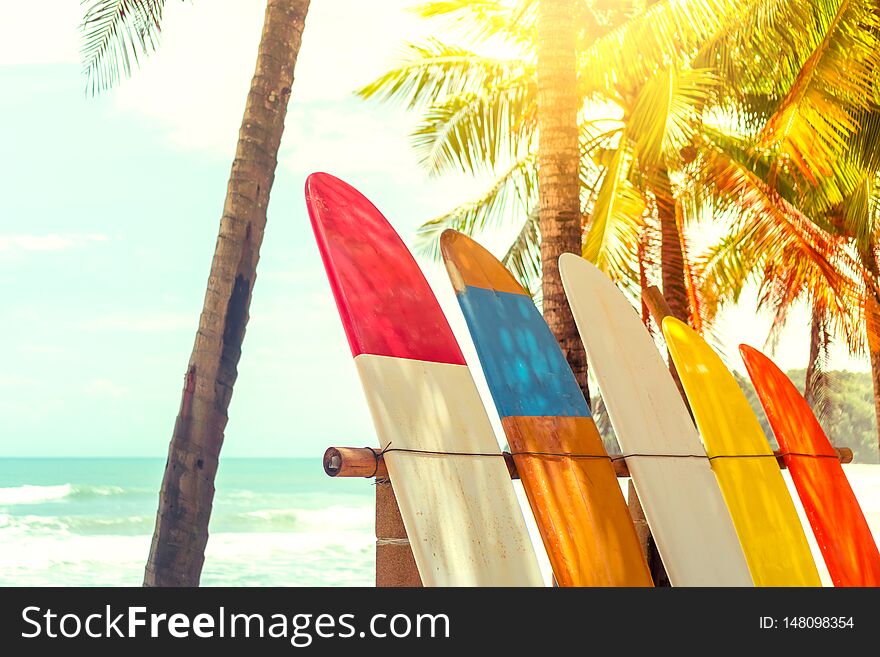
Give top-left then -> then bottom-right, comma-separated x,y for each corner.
559,253 -> 753,586
306,172 -> 543,586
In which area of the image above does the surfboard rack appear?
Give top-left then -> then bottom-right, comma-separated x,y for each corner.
323,443 -> 852,587
326,283 -> 856,586
322,445 -> 853,480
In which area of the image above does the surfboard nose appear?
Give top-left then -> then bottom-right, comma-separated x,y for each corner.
440,229 -> 524,295
738,343 -> 762,364
305,170 -> 342,190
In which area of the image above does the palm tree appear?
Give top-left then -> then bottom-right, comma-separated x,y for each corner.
360,3 -> 880,461
359,0 -> 747,346
694,0 -> 880,452
535,0 -> 588,399
694,141 -> 872,430
692,138 -> 866,415
80,0 -> 312,585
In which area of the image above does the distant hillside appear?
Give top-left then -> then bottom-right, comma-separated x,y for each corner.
595,369 -> 879,464
735,369 -> 879,464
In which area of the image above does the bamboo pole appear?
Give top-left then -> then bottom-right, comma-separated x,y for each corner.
322,446 -> 853,479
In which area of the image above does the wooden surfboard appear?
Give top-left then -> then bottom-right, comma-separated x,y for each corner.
441,231 -> 652,586
662,317 -> 821,586
558,254 -> 752,586
306,173 -> 543,586
740,345 -> 880,586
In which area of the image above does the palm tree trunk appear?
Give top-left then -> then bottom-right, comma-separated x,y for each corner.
144,0 -> 310,587
865,292 -> 880,459
804,303 -> 831,422
804,305 -> 822,407
858,247 -> 880,459
654,167 -> 689,323
536,0 -> 589,404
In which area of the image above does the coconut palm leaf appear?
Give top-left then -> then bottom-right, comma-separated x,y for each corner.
80,0 -> 170,95
577,0 -> 750,101
582,143 -> 646,283
627,66 -> 718,168
357,40 -> 530,109
502,209 -> 541,294
412,75 -> 536,174
414,152 -> 538,258
757,0 -> 880,183
413,0 -> 538,49
851,110 -> 880,174
696,0 -> 821,112
838,170 -> 880,256
759,236 -> 864,354
696,143 -> 865,349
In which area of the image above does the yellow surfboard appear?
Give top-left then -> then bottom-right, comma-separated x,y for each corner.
661,318 -> 820,586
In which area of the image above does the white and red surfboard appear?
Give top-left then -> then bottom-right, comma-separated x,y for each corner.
305,172 -> 543,586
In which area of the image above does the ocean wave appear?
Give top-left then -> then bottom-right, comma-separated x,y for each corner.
212,504 -> 372,534
0,530 -> 374,586
0,484 -> 74,505
0,503 -> 373,538
0,483 -> 129,505
0,512 -> 153,536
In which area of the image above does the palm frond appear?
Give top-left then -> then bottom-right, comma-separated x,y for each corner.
851,110 -> 880,173
696,228 -> 754,320
80,0 -> 169,95
582,144 -> 646,283
627,66 -> 718,168
695,143 -> 866,350
357,39 -> 529,109
414,152 -> 537,259
577,0 -> 748,100
757,0 -> 880,183
696,0 -> 822,116
413,0 -> 537,49
411,75 -> 536,175
700,126 -> 804,205
840,170 -> 878,256
502,210 -> 541,295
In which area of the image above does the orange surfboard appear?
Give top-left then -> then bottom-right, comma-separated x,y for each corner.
740,345 -> 880,586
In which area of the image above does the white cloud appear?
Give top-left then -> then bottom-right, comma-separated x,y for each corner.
71,312 -> 193,333
111,0 -> 262,154
0,1 -> 80,66
109,0 -> 429,158
0,375 -> 43,389
259,268 -> 321,285
84,378 -> 128,399
281,104 -> 420,180
0,233 -> 108,252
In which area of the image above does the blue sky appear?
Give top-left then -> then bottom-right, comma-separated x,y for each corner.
0,1 -> 866,457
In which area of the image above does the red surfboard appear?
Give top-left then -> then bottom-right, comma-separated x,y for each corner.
306,172 -> 542,586
740,345 -> 880,586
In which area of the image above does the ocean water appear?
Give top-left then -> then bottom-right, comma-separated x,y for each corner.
1,458 -> 878,586
0,458 -> 375,586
